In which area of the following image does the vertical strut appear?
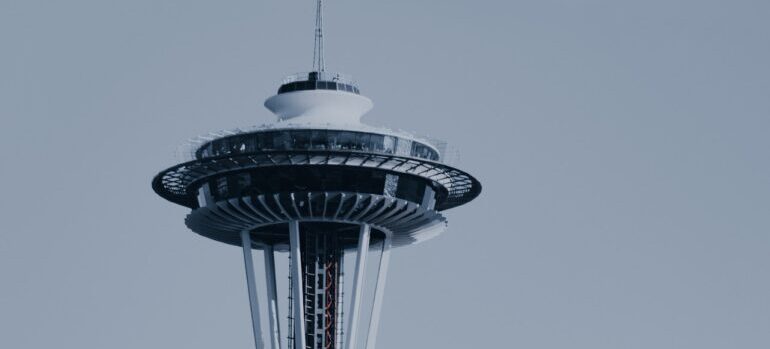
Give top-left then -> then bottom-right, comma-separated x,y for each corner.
289,221 -> 307,349
240,230 -> 264,349
335,252 -> 345,349
365,236 -> 392,349
346,224 -> 371,349
264,245 -> 282,349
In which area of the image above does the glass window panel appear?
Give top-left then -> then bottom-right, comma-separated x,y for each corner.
272,132 -> 291,150
230,137 -> 244,153
395,138 -> 411,156
291,130 -> 311,150
216,140 -> 228,156
357,133 -> 371,151
337,131 -> 357,150
370,134 -> 385,152
310,129 -> 327,150
327,131 -> 341,150
383,136 -> 396,154
257,132 -> 270,150
411,143 -> 424,158
243,136 -> 256,152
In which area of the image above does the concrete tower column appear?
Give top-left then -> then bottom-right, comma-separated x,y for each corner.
346,224 -> 371,349
264,245 -> 282,349
289,221 -> 307,349
365,236 -> 392,349
240,230 -> 264,348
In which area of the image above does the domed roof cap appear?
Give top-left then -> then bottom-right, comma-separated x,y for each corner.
265,71 -> 373,125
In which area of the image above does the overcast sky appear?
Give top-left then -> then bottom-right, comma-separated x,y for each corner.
1,0 -> 769,348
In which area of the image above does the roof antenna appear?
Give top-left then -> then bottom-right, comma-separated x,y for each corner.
312,0 -> 325,72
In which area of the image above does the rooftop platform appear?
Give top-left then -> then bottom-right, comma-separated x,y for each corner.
277,71 -> 360,95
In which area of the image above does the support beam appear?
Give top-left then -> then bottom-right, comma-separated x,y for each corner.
335,255 -> 345,349
264,245 -> 282,349
365,236 -> 392,349
240,230 -> 264,349
289,221 -> 307,349
346,224 -> 371,349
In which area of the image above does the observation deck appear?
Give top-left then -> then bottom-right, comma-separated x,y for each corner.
277,71 -> 360,95
153,69 -> 481,250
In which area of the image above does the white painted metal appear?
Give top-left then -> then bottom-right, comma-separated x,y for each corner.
364,236 -> 392,349
240,230 -> 264,349
335,254 -> 345,349
346,224 -> 371,349
265,90 -> 374,125
288,221 -> 307,349
263,245 -> 282,349
420,186 -> 436,210
188,193 -> 447,251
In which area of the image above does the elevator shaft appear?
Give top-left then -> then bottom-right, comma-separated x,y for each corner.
299,231 -> 343,349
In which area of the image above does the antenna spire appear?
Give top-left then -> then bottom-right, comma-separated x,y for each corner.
313,0 -> 325,72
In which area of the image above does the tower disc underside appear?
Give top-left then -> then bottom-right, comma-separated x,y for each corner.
186,191 -> 447,249
153,150 -> 481,212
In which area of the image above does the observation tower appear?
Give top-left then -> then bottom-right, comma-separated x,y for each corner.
151,1 -> 481,348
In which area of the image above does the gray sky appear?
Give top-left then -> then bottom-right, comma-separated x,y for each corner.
1,0 -> 769,348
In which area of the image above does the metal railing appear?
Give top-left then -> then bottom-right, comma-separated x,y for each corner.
281,71 -> 356,86
175,124 -> 452,164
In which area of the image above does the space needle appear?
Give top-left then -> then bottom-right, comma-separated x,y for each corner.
151,1 -> 481,348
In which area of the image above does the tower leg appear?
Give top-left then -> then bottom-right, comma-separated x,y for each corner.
346,224 -> 371,349
240,230 -> 264,349
365,236 -> 392,349
264,245 -> 282,349
289,221 -> 307,349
